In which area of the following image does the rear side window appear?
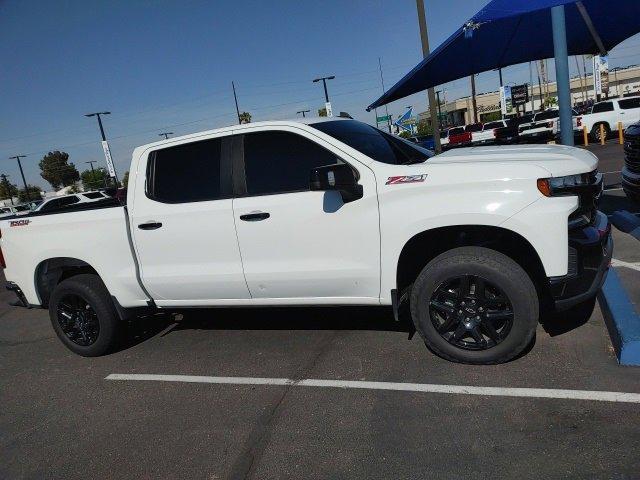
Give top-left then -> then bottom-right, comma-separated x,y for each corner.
484,121 -> 504,129
449,127 -> 464,135
82,192 -> 104,199
465,123 -> 483,132
535,110 -> 559,121
619,97 -> 640,110
592,102 -> 614,113
243,131 -> 340,196
147,137 -> 228,203
40,196 -> 80,212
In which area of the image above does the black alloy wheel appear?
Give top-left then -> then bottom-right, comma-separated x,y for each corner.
429,275 -> 513,351
56,293 -> 100,346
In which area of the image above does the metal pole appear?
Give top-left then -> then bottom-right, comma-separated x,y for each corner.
416,0 -> 441,153
535,61 -> 544,111
85,112 -> 118,185
551,5 -> 574,146
9,155 -> 29,200
470,74 -> 478,124
86,160 -> 96,173
378,58 -> 391,133
529,62 -> 535,113
321,79 -> 329,103
498,68 -> 504,87
435,91 -> 443,124
232,81 -> 241,124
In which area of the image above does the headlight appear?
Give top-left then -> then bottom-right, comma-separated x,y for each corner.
537,173 -> 592,197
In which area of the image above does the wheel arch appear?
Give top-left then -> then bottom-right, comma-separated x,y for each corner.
395,225 -> 550,304
34,257 -> 99,308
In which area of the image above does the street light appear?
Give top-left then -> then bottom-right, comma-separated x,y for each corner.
9,155 -> 29,200
159,132 -> 173,139
313,75 -> 335,116
296,109 -> 311,118
85,111 -> 118,185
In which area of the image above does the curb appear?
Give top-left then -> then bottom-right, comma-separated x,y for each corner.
598,268 -> 640,366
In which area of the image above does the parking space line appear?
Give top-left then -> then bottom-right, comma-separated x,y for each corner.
105,374 -> 640,404
612,259 -> 640,272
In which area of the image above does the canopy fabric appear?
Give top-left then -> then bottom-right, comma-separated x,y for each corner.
367,0 -> 640,111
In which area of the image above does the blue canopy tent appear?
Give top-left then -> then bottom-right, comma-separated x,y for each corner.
367,0 -> 640,145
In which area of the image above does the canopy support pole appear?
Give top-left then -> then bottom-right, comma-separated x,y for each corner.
551,5 -> 574,146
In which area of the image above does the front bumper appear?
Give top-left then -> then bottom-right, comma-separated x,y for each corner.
548,211 -> 612,310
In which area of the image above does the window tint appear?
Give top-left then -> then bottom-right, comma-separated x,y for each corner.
243,131 -> 340,196
147,137 -> 226,203
592,102 -> 614,113
82,191 -> 104,199
535,110 -> 559,121
310,120 -> 433,165
619,97 -> 640,110
449,127 -> 464,135
40,196 -> 80,212
465,123 -> 483,132
484,121 -> 504,129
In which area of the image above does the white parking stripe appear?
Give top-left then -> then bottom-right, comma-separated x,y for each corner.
105,374 -> 640,404
612,259 -> 640,272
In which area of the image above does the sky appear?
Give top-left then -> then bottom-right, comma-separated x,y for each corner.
1,0 -> 640,191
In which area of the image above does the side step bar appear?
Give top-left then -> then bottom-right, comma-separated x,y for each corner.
6,282 -> 30,308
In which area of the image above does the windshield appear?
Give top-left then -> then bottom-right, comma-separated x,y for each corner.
310,120 -> 434,165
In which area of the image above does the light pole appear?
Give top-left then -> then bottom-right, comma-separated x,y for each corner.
9,155 -> 29,200
435,90 -> 444,126
296,109 -> 310,118
313,75 -> 335,117
159,132 -> 173,139
85,111 -> 119,185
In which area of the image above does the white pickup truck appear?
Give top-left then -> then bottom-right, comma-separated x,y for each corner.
1,118 -> 611,364
580,97 -> 640,142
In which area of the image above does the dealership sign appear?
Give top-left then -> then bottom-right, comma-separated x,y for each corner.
593,55 -> 609,95
500,84 -> 529,115
101,141 -> 117,178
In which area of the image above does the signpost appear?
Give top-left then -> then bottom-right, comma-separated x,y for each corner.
325,101 -> 333,118
501,84 -> 529,116
592,55 -> 609,98
376,115 -> 391,123
101,141 -> 117,178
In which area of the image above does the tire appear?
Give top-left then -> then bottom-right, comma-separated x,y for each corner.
49,274 -> 120,357
590,123 -> 610,143
410,247 -> 538,364
623,188 -> 640,204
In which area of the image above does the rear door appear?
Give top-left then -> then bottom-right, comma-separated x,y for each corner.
619,97 -> 640,128
231,127 -> 380,301
130,134 -> 250,304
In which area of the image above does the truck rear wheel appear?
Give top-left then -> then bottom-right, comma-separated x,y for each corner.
410,247 -> 538,364
591,123 -> 610,143
49,274 -> 120,357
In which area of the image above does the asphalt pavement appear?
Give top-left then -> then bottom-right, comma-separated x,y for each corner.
2,142 -> 640,480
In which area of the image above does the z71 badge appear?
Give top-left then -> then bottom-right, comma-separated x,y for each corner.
9,219 -> 30,227
386,174 -> 428,185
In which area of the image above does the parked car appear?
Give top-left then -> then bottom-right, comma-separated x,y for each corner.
0,203 -> 39,218
519,109 -> 580,143
408,135 -> 435,151
580,96 -> 640,142
445,125 -> 473,149
1,118 -> 610,365
623,121 -> 640,203
35,191 -> 110,214
472,119 -> 519,145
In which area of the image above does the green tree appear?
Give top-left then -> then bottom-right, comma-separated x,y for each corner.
398,130 -> 412,139
81,168 -> 107,190
122,171 -> 129,188
416,119 -> 434,136
18,185 -> 42,202
0,175 -> 18,202
239,112 -> 252,124
318,107 -> 327,117
39,151 -> 80,190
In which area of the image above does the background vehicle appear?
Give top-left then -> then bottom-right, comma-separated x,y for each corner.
580,96 -> 640,142
623,121 -> 640,203
408,135 -> 435,151
472,119 -> 519,145
519,109 -> 579,143
446,125 -> 473,149
1,118 -> 610,365
35,191 -> 111,214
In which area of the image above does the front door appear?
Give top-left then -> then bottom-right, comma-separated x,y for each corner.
232,127 -> 380,301
131,134 -> 250,304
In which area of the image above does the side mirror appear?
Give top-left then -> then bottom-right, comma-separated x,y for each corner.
310,163 -> 363,203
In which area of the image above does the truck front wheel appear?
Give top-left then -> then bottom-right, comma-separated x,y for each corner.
410,247 -> 538,364
49,274 -> 120,357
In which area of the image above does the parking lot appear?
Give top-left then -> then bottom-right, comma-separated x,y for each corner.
1,142 -> 639,480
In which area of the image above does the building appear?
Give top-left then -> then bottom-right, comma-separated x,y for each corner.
418,65 -> 640,127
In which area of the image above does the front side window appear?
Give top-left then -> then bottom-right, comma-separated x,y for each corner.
82,192 -> 104,199
147,137 -> 227,203
311,120 -> 433,165
592,102 -> 614,113
243,131 -> 341,196
619,97 -> 640,110
535,110 -> 559,121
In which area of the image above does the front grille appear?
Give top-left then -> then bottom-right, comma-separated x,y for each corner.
624,131 -> 640,174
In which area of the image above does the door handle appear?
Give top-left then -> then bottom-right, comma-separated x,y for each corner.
138,221 -> 163,230
240,212 -> 270,222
